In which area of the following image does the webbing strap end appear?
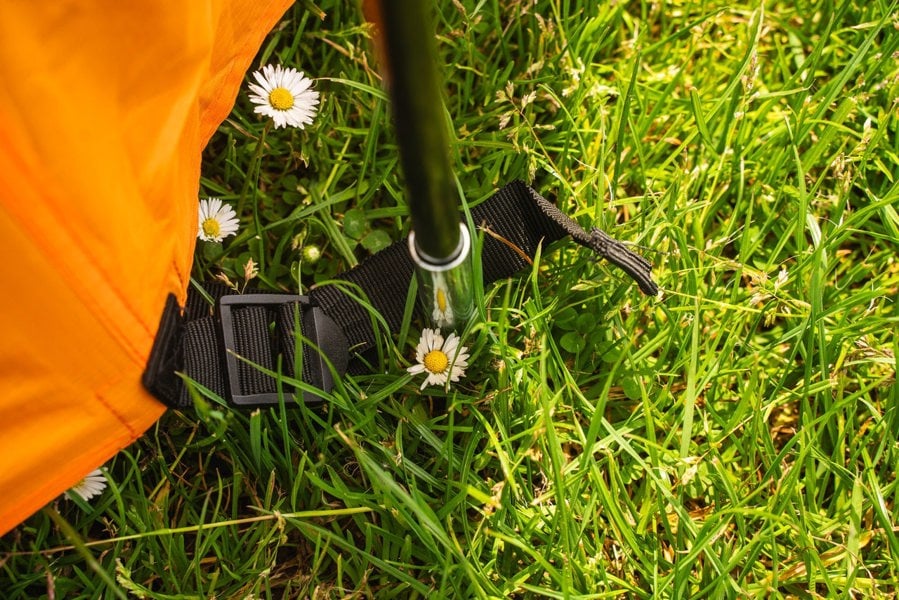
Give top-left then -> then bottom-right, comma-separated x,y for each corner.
142,293 -> 186,407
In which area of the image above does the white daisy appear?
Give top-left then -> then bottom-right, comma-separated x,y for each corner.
66,468 -> 107,502
248,64 -> 320,129
198,198 -> 239,242
407,328 -> 469,391
432,285 -> 454,328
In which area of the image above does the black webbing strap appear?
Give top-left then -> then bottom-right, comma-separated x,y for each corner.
142,181 -> 657,408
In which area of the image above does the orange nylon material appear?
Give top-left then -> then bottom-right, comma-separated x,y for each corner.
0,0 -> 292,535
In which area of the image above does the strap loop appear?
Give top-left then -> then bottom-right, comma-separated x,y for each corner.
144,286 -> 348,408
143,181 -> 657,408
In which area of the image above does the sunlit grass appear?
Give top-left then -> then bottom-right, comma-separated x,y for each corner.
2,1 -> 898,598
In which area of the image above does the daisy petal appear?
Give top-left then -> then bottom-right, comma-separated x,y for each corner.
247,64 -> 320,130
198,198 -> 239,242
408,328 -> 470,391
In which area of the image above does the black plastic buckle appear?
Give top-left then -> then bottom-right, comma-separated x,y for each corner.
218,294 -> 348,406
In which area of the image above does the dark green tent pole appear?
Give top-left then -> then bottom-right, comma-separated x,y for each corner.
373,0 -> 458,262
369,0 -> 473,329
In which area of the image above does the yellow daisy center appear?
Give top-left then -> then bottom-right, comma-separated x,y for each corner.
201,217 -> 221,238
423,349 -> 449,374
436,288 -> 447,312
268,87 -> 295,110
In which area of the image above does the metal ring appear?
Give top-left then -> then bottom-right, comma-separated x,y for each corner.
408,224 -> 471,271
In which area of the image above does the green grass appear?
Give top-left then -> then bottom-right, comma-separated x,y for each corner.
3,0 -> 899,597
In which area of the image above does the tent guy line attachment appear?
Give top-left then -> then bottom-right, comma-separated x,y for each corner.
144,181 -> 659,409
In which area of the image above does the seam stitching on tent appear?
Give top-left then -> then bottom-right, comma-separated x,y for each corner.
94,389 -> 141,440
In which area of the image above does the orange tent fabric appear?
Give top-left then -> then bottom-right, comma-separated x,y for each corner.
0,0 -> 293,535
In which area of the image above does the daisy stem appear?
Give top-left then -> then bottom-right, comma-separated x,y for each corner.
237,120 -> 271,221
